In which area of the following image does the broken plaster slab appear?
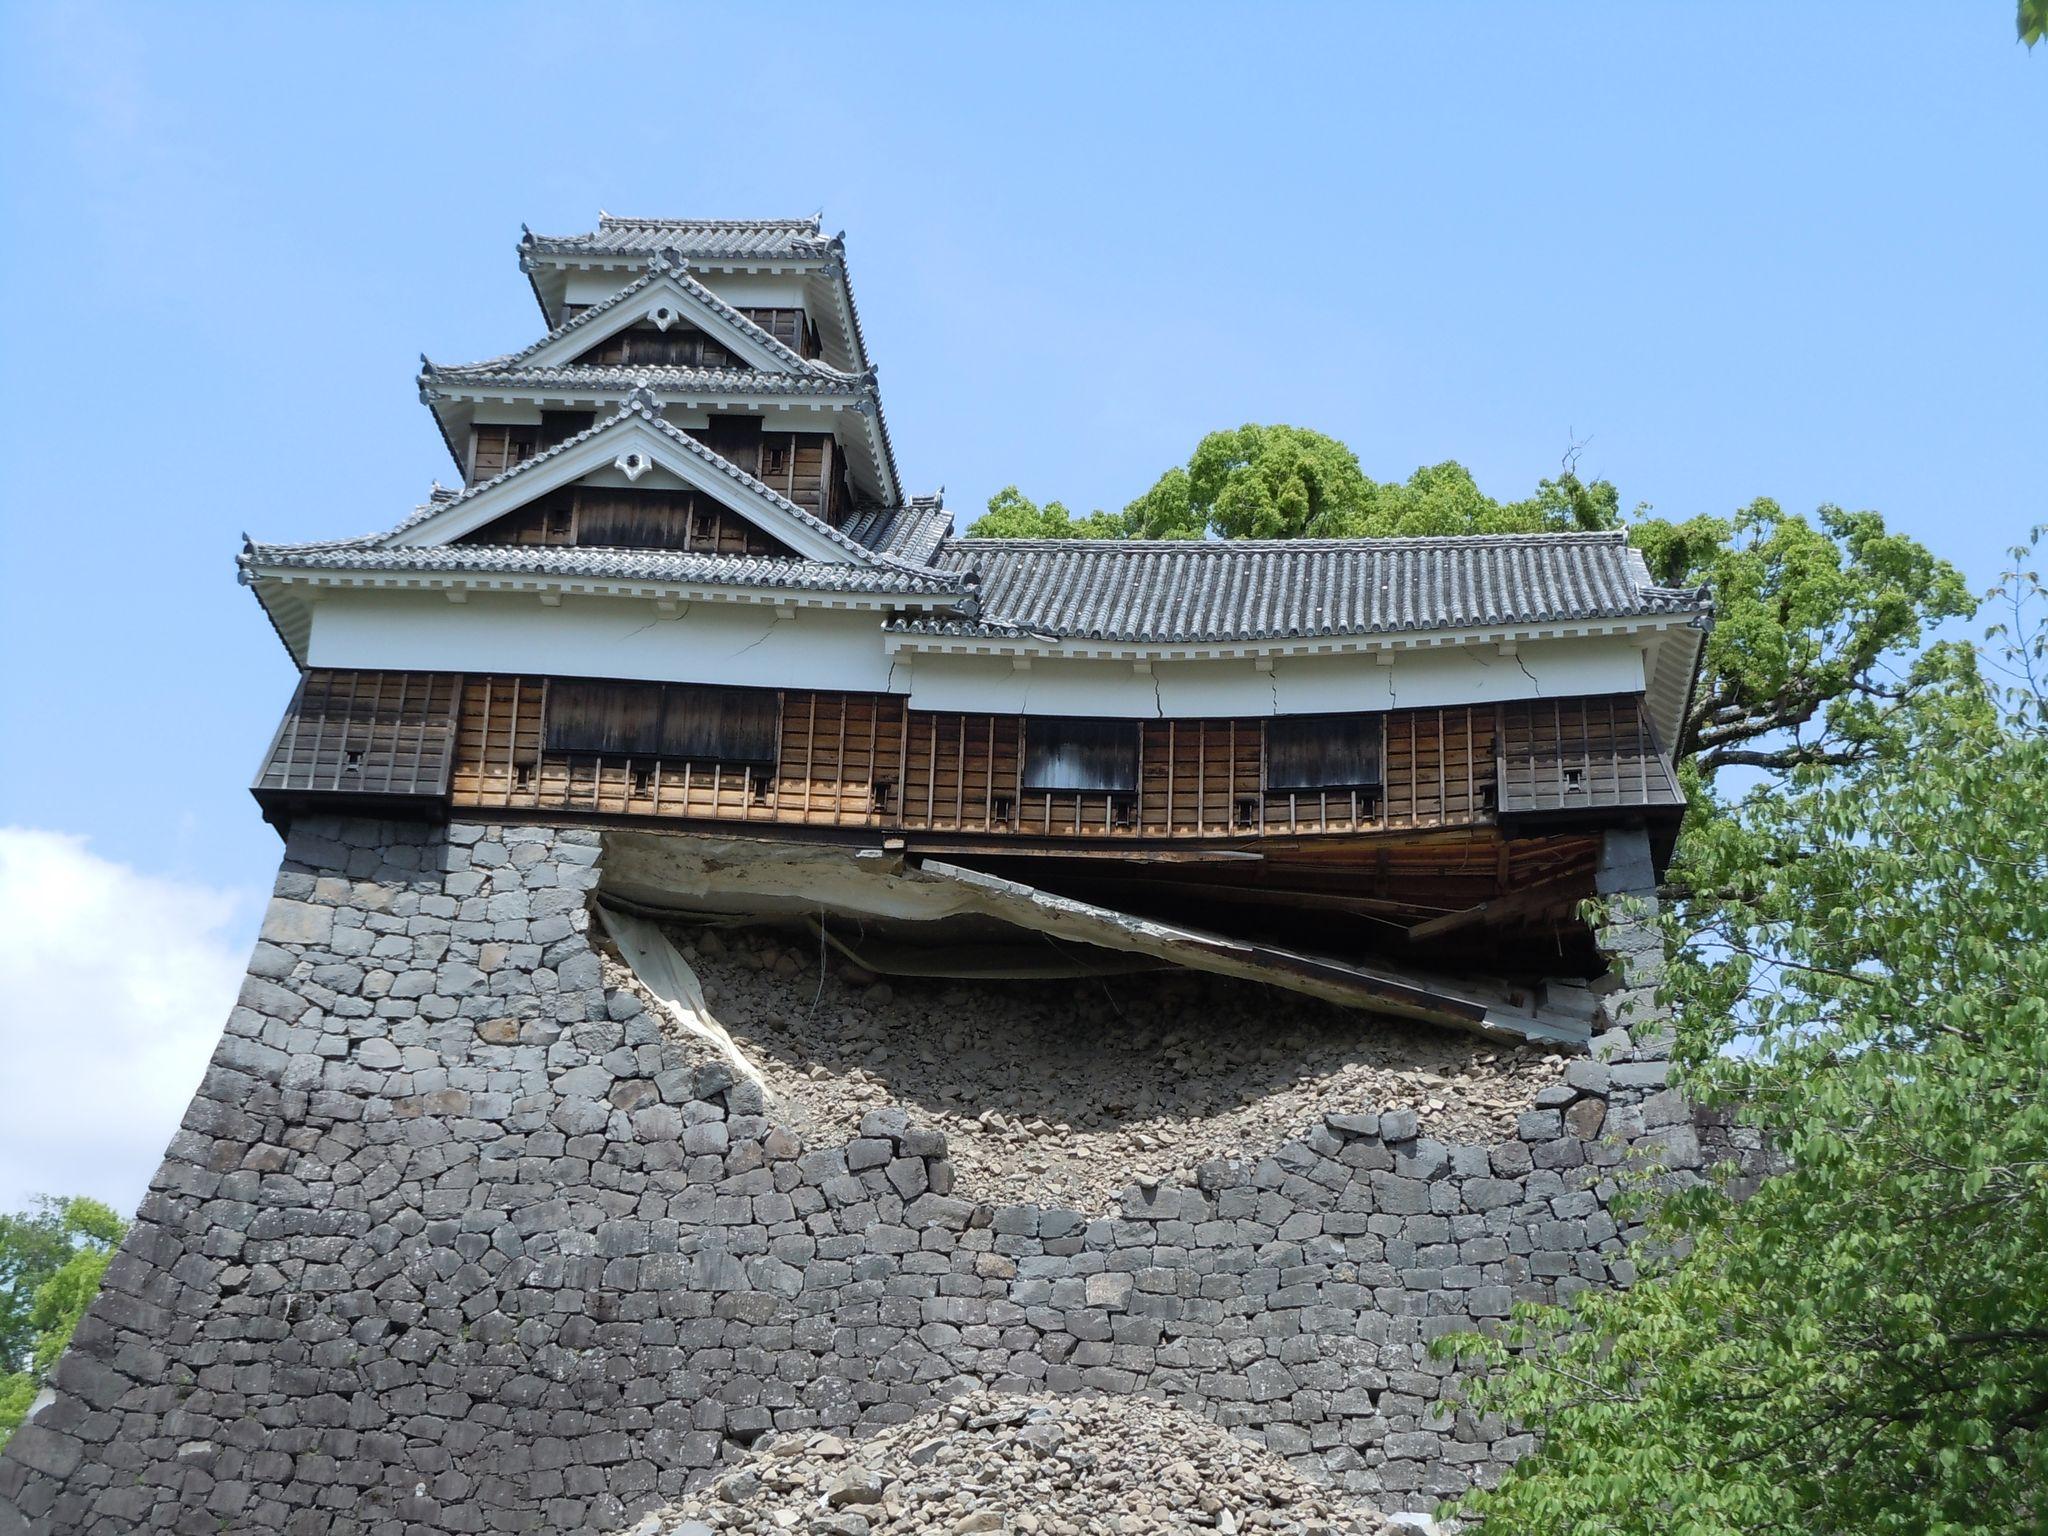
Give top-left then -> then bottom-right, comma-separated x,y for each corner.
596,904 -> 769,1089
599,833 -> 1594,1047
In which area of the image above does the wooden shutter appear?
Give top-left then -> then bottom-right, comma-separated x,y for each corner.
1022,718 -> 1140,792
574,488 -> 695,550
543,681 -> 665,756
1266,714 -> 1384,790
657,686 -> 780,764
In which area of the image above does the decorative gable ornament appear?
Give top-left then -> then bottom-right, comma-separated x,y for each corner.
615,450 -> 654,482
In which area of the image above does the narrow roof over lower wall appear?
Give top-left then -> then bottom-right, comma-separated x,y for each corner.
912,531 -> 1707,646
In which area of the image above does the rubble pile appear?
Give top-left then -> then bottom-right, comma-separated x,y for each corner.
628,1390 -> 1429,1536
605,924 -> 1567,1206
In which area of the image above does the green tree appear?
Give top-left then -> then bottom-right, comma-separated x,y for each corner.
965,428 -> 1973,788
1638,499 -> 1974,776
965,485 -> 1134,540
2023,0 -> 2044,47
0,1196 -> 125,1448
1435,540 -> 2048,1535
1113,425 -> 1624,540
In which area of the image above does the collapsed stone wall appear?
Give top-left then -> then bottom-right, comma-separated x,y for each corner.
0,817 -> 1697,1536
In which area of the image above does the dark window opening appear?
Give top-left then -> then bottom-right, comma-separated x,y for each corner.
1266,713 -> 1384,791
1022,718 -> 1140,793
544,681 -> 780,767
537,410 -> 595,450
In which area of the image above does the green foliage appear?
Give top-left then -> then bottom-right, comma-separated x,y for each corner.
2023,0 -> 2045,47
1434,542 -> 2048,1534
0,1196 -> 125,1448
965,427 -> 1972,788
1633,500 -> 1976,776
1115,425 -> 1624,541
965,485 -> 1134,540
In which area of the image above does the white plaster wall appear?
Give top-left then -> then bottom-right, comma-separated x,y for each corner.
560,270 -> 810,309
696,272 -> 811,308
305,592 -> 903,693
900,638 -> 1649,717
304,591 -> 1652,720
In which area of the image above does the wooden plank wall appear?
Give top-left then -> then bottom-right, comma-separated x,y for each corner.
1140,718 -> 1267,835
1498,696 -> 1681,814
454,680 -> 904,828
897,712 -> 1025,832
254,670 -> 460,798
776,693 -> 906,825
454,677 -> 782,822
281,670 -> 1680,838
457,489 -> 795,556
1377,705 -> 1497,831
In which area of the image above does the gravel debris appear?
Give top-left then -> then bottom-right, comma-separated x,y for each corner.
602,924 -> 1565,1208
621,1390 -> 1430,1535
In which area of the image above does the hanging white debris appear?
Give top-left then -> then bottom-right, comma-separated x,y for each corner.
597,903 -> 769,1090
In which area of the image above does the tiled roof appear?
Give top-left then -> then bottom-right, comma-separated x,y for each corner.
893,532 -> 1708,644
434,252 -> 902,503
419,362 -> 866,397
838,497 -> 955,564
522,216 -> 832,261
241,540 -> 963,596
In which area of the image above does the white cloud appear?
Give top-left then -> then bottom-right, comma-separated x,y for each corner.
0,830 -> 256,1217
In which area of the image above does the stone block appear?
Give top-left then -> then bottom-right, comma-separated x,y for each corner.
258,898 -> 334,947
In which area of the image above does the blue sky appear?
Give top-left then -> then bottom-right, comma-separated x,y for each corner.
0,2 -> 2041,1208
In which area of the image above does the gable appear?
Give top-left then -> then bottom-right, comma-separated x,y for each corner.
386,399 -> 877,569
517,264 -> 805,375
456,482 -> 801,559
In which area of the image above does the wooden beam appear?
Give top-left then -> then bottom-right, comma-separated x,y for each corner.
1403,873 -> 1588,944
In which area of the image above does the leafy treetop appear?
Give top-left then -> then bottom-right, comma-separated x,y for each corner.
964,424 -> 1972,789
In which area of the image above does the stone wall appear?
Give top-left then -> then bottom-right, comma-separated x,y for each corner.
0,817 -> 1695,1536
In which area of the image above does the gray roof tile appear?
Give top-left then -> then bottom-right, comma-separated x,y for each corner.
436,252 -> 903,504
896,532 -> 1707,644
837,497 -> 955,564
242,540 -> 961,596
522,216 -> 832,261
420,361 -> 865,397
